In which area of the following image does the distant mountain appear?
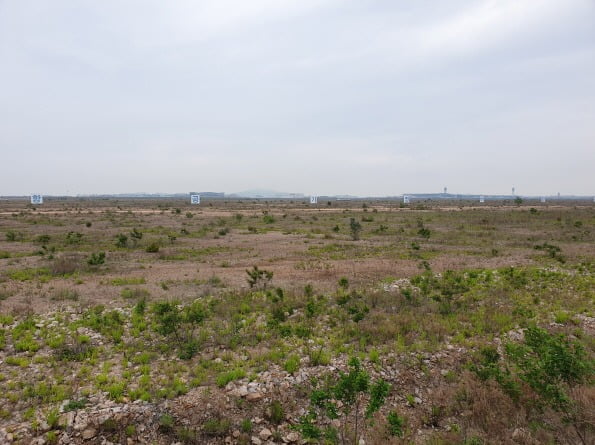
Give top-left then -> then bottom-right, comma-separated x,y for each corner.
228,189 -> 305,199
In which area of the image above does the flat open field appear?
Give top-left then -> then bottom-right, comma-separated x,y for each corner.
0,199 -> 593,444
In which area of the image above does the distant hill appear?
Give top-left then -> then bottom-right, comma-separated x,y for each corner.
227,189 -> 305,199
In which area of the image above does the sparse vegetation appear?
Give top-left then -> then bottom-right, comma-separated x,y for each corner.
0,198 -> 593,444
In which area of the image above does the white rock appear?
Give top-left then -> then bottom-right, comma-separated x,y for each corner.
285,432 -> 300,443
259,428 -> 272,440
82,428 -> 97,440
246,392 -> 263,402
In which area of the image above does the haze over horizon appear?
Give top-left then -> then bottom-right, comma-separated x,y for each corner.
1,1 -> 594,196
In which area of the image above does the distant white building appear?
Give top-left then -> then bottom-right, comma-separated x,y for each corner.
31,194 -> 43,205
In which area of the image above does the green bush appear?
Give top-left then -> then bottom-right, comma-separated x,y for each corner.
202,418 -> 230,436
246,266 -> 273,289
65,231 -> 83,244
505,326 -> 593,409
470,346 -> 520,401
46,408 -> 61,429
268,400 -> 285,425
121,288 -> 150,299
284,355 -> 300,374
5,231 -> 22,241
115,233 -> 128,248
338,277 -> 349,289
534,242 -> 565,263
158,413 -> 175,432
87,251 -> 105,265
151,299 -> 204,356
418,227 -> 431,239
111,277 -> 145,285
82,306 -> 125,343
349,218 -> 362,240
35,234 -> 51,244
240,418 -> 252,433
130,228 -> 143,246
64,398 -> 88,412
387,411 -> 406,437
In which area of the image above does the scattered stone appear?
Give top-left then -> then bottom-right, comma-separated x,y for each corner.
259,428 -> 272,440
81,428 -> 97,440
285,431 -> 299,443
246,392 -> 263,402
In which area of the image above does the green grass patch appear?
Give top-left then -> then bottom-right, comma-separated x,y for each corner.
8,267 -> 52,282
111,277 -> 146,286
215,368 -> 246,387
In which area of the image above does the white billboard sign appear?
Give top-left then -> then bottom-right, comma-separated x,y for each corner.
190,194 -> 200,205
310,196 -> 318,204
31,194 -> 43,205
479,196 -> 485,203
403,195 -> 410,204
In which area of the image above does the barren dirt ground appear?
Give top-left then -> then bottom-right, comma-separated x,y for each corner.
2,198 -> 592,315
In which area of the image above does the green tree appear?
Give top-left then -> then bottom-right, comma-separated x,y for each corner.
246,266 -> 273,290
152,300 -> 208,359
87,252 -> 105,266
115,233 -> 128,248
130,228 -> 143,247
473,326 -> 593,445
295,357 -> 390,444
506,326 -> 592,409
349,218 -> 362,241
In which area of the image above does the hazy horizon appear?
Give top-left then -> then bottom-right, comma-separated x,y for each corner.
5,189 -> 595,200
1,1 -> 594,196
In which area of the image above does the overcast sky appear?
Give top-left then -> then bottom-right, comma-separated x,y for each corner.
1,0 -> 594,196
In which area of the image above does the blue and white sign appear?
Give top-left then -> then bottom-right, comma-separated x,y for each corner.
190,194 -> 200,205
403,195 -> 410,204
479,196 -> 485,203
31,194 -> 43,205
310,196 -> 318,204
